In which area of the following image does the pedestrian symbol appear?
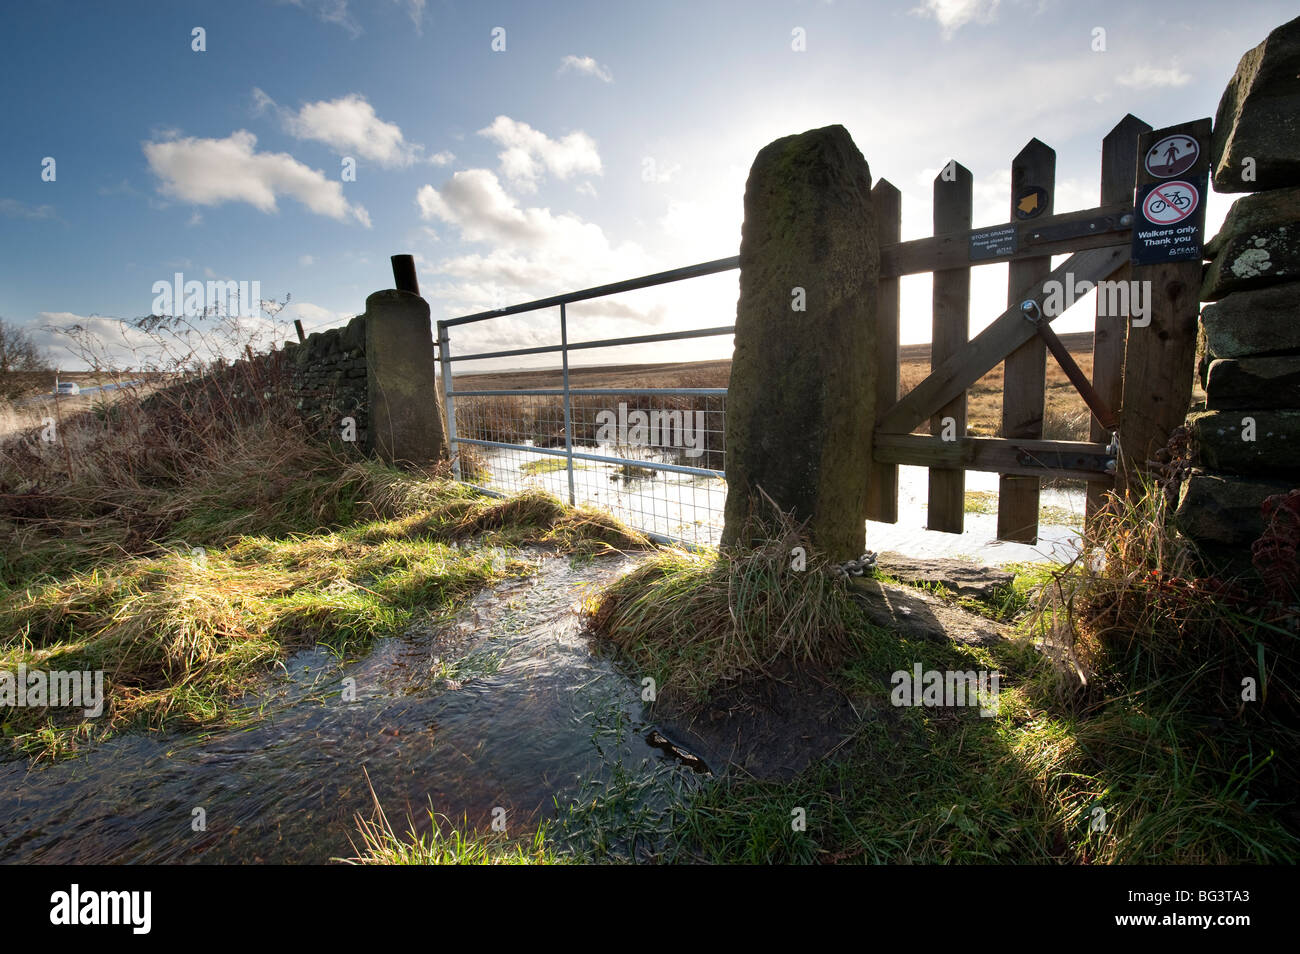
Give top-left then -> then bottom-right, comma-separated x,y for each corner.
1144,135 -> 1199,178
1141,180 -> 1199,224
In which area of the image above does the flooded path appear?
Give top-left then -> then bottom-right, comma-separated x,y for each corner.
0,551 -> 702,864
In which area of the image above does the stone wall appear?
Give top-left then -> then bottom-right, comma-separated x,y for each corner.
281,314 -> 368,450
1176,16 -> 1300,561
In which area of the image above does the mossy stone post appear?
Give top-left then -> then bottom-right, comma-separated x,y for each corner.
721,124 -> 879,562
364,289 -> 449,467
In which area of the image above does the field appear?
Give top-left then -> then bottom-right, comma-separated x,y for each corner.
0,373 -> 171,442
451,331 -> 1102,442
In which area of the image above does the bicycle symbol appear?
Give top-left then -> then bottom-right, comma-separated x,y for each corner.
1142,180 -> 1199,223
1148,190 -> 1191,215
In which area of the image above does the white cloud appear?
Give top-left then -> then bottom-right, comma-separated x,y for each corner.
414,168 -> 658,329
559,55 -> 614,83
299,254 -> 315,266
913,0 -> 1001,37
281,301 -> 354,334
477,116 -> 602,193
31,300 -> 355,371
642,159 -> 682,184
282,0 -> 362,38
429,150 -> 455,166
1115,64 -> 1193,89
0,198 -> 56,220
281,0 -> 425,36
394,0 -> 426,33
143,130 -> 371,227
254,88 -> 423,167
576,181 -> 598,198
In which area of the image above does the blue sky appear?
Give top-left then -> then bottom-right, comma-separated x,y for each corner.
1,0 -> 1294,370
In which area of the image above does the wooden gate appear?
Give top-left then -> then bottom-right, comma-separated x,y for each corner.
866,115 -> 1210,543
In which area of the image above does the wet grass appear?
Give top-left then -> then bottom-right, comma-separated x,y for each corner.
583,510 -> 863,704
345,783 -> 567,865
0,469 -> 649,760
575,505 -> 1300,864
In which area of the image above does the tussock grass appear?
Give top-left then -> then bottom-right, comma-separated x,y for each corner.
0,346 -> 649,758
0,525 -> 521,756
345,778 -> 564,865
585,509 -> 862,701
577,482 -> 1298,863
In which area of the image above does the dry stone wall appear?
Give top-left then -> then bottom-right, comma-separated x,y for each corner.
1177,16 -> 1300,559
281,314 -> 368,450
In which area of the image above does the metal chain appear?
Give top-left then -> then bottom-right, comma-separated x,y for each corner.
830,550 -> 878,582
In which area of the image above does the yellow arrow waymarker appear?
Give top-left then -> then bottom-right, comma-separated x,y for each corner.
1017,192 -> 1039,215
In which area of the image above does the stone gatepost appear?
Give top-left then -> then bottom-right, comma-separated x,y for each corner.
364,289 -> 449,467
721,124 -> 879,562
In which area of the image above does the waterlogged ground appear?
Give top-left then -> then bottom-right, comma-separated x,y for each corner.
0,551 -> 704,864
483,441 -> 1086,563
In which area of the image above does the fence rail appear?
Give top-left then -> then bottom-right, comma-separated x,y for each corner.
437,258 -> 737,547
425,115 -> 1202,554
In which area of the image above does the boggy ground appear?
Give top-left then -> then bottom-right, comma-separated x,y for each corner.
2,361 -> 1292,864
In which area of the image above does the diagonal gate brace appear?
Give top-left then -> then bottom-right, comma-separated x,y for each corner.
875,244 -> 1131,435
1023,304 -> 1119,432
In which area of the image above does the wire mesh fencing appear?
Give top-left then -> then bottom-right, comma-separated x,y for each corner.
437,258 -> 737,549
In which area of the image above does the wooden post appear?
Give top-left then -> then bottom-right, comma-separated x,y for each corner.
1121,118 -> 1212,494
1087,114 -> 1150,524
998,139 -> 1056,543
867,178 -> 902,524
294,319 -> 306,343
391,254 -> 420,295
928,162 -> 972,534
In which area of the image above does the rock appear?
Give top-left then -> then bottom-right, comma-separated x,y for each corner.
1205,187 -> 1300,258
1202,226 -> 1300,300
721,125 -> 878,562
1188,408 -> 1300,474
1206,356 -> 1300,409
1175,470 -> 1297,545
1211,16 -> 1300,193
340,315 -> 366,353
1200,282 -> 1300,357
873,553 -> 1014,601
846,578 -> 1006,647
1201,187 -> 1300,299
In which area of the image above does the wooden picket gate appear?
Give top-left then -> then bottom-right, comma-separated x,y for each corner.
866,114 -> 1210,543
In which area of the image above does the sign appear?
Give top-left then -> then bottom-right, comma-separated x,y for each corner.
1144,134 -> 1199,178
1141,180 -> 1199,224
1014,186 -> 1048,219
970,224 -> 1017,261
1131,119 -> 1211,266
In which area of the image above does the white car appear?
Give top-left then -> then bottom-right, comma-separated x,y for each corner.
54,381 -> 80,396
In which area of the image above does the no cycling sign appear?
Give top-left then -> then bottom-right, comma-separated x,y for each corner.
1142,180 -> 1199,224
1131,121 -> 1211,266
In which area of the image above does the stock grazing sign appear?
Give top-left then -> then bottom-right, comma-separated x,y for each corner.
970,224 -> 1017,260
1131,119 -> 1212,266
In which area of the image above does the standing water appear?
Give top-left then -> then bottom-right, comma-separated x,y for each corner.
0,552 -> 703,864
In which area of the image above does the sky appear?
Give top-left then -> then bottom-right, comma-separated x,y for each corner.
1,0 -> 1294,371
